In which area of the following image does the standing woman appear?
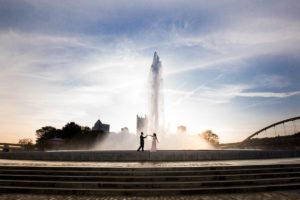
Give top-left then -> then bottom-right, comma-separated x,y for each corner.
150,133 -> 159,152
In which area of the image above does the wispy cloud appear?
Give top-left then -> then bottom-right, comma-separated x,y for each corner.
253,74 -> 291,89
0,0 -> 300,143
166,74 -> 224,109
235,91 -> 300,98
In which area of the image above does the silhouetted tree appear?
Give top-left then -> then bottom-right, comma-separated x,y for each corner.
36,126 -> 61,150
61,122 -> 82,139
35,122 -> 108,150
18,138 -> 35,150
200,130 -> 219,146
81,126 -> 91,134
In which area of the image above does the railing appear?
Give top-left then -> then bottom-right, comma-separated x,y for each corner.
0,143 -> 24,152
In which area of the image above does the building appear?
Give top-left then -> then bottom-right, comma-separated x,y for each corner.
121,127 -> 129,134
177,125 -> 187,134
137,115 -> 148,134
92,119 -> 110,133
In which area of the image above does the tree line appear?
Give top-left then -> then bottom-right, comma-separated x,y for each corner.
35,122 -> 106,150
16,124 -> 219,151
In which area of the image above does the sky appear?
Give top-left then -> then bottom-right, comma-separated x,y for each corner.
0,0 -> 300,143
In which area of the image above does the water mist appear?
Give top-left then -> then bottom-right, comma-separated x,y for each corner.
148,52 -> 164,134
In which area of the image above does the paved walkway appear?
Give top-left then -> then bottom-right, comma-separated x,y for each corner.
1,190 -> 300,200
1,157 -> 300,168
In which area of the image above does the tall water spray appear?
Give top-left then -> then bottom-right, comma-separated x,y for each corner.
148,52 -> 164,134
93,52 -> 214,150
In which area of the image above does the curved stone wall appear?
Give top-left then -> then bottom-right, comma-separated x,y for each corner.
1,150 -> 300,162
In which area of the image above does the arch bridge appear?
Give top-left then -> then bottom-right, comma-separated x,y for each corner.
0,143 -> 23,152
243,116 -> 300,142
220,116 -> 300,149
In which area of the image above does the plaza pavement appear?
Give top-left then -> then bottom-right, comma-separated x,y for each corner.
0,190 -> 300,200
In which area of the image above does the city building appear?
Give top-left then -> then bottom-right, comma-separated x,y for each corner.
121,127 -> 129,134
137,115 -> 148,134
92,119 -> 110,133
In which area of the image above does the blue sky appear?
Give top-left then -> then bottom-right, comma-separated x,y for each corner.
0,0 -> 300,143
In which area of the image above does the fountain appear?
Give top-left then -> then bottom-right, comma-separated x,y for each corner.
148,52 -> 164,134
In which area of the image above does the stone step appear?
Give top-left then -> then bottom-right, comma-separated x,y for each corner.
0,177 -> 300,189
1,171 -> 300,182
1,166 -> 300,176
1,182 -> 300,195
1,164 -> 300,171
1,164 -> 300,194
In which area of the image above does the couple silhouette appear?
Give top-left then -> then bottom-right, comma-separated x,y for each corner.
137,132 -> 159,152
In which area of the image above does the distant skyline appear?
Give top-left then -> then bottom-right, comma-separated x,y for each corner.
0,0 -> 300,143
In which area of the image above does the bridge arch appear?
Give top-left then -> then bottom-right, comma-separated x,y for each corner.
243,116 -> 300,142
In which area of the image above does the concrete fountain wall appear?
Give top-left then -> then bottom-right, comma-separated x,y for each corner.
1,150 -> 300,162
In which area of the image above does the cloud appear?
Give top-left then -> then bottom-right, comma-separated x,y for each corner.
0,0 -> 300,143
0,30 -> 151,140
166,74 -> 224,109
235,91 -> 300,98
165,83 -> 300,110
253,74 -> 291,89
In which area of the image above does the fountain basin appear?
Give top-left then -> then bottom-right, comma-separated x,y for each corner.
1,149 -> 300,162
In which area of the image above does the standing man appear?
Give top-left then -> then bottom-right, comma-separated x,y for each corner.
137,132 -> 147,151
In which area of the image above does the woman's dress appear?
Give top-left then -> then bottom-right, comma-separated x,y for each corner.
151,136 -> 157,152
